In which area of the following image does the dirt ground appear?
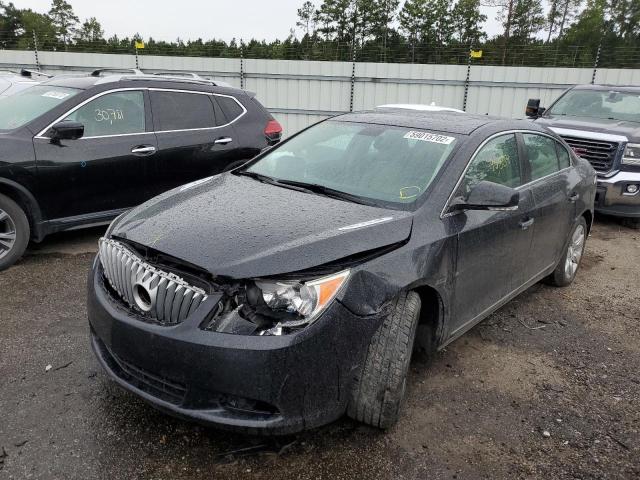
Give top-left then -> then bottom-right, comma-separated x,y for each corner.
1,217 -> 638,480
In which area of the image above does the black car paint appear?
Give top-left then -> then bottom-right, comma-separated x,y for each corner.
89,111 -> 596,434
0,76 -> 276,242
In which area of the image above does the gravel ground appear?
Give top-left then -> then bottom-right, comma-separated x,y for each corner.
1,218 -> 638,480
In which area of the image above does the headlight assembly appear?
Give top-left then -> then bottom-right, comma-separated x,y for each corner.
203,270 -> 351,336
622,143 -> 640,166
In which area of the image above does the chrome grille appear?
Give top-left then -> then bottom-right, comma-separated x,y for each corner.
98,238 -> 208,325
560,135 -> 619,172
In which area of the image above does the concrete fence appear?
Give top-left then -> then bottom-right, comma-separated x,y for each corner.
2,49 -> 640,136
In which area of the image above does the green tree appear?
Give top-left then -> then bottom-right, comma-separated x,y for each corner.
451,0 -> 487,45
48,0 -> 78,45
510,0 -> 545,42
296,1 -> 316,36
75,17 -> 104,43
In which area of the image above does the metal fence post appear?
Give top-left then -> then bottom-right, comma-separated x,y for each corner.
591,42 -> 601,84
32,31 -> 41,71
349,45 -> 356,112
463,46 -> 472,112
240,39 -> 245,90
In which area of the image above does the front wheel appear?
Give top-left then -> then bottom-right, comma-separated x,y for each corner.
547,217 -> 587,287
347,291 -> 421,429
0,193 -> 30,272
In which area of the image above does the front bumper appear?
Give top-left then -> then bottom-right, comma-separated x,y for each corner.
87,259 -> 382,435
595,170 -> 640,218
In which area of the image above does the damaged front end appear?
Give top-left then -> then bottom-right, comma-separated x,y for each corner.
202,270 -> 350,336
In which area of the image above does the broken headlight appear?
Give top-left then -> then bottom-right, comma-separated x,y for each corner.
204,270 -> 350,336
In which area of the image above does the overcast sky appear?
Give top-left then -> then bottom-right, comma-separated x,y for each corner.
11,0 -> 504,42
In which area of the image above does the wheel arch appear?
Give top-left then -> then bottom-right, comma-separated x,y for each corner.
0,178 -> 44,241
412,283 -> 446,350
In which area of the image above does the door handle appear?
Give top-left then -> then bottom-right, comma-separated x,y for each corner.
568,192 -> 580,203
519,217 -> 535,230
214,137 -> 233,145
131,145 -> 157,155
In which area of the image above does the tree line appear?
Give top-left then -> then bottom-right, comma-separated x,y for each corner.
0,0 -> 638,67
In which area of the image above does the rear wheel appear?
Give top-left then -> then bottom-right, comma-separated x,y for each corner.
347,291 -> 421,429
547,217 -> 587,287
0,194 -> 30,271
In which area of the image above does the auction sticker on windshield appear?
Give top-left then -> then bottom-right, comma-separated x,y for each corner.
404,131 -> 455,144
41,91 -> 71,100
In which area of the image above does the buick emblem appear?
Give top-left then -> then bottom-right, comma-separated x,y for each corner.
133,276 -> 157,312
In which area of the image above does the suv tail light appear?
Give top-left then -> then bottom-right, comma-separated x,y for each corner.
264,120 -> 283,145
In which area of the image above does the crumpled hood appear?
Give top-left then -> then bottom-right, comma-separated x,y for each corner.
111,174 -> 413,279
536,115 -> 640,142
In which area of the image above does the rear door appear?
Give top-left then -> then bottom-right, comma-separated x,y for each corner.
447,133 -> 536,336
33,89 -> 155,220
147,89 -> 242,196
521,132 -> 579,278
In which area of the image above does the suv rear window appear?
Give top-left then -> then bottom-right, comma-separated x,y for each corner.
150,91 -> 215,131
215,95 -> 244,123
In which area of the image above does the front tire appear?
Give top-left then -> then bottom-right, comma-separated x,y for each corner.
0,194 -> 30,271
547,217 -> 587,287
347,291 -> 421,429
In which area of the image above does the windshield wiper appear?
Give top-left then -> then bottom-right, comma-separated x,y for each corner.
274,179 -> 375,206
234,170 -> 316,193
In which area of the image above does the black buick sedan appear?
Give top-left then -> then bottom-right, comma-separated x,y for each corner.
88,109 -> 596,434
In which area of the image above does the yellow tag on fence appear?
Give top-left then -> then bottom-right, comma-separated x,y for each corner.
135,41 -> 145,49
470,49 -> 483,58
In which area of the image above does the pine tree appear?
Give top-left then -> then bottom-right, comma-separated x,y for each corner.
451,0 -> 486,45
296,1 -> 316,36
48,0 -> 78,45
76,17 -> 104,43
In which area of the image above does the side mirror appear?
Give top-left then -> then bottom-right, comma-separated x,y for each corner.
450,181 -> 520,212
50,121 -> 84,142
525,98 -> 545,118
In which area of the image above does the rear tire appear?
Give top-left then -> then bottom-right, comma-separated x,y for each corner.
547,217 -> 587,287
347,291 -> 421,429
0,193 -> 30,272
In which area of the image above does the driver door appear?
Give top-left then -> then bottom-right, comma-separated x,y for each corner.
445,133 -> 536,337
33,89 -> 156,221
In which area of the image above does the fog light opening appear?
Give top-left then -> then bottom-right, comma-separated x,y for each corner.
626,184 -> 639,195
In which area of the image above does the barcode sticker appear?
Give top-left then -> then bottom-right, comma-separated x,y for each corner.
404,131 -> 455,144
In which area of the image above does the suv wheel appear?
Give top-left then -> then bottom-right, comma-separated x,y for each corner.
347,291 -> 421,429
547,217 -> 587,287
0,194 -> 30,271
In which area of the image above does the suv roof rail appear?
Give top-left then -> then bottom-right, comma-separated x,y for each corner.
20,68 -> 53,78
121,74 -> 232,88
151,71 -> 206,80
91,68 -> 144,77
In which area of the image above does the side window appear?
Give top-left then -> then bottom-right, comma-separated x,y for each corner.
150,91 -> 215,131
460,134 -> 522,194
556,141 -> 571,169
523,133 -> 560,180
215,95 -> 244,123
63,91 -> 145,137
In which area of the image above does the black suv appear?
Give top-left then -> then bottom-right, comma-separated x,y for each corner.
0,70 -> 281,270
527,84 -> 640,228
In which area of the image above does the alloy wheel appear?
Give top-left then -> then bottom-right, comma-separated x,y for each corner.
0,208 -> 17,260
564,224 -> 585,279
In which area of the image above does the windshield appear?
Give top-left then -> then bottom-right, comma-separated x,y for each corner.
548,89 -> 640,123
245,121 -> 458,207
0,85 -> 81,130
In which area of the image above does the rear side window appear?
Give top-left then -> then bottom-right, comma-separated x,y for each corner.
524,134 -> 561,180
556,142 -> 571,169
150,91 -> 215,131
461,134 -> 522,192
64,90 -> 145,137
215,95 -> 244,123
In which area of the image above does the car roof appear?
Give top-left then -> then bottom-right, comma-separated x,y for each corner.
334,110 -> 543,136
573,84 -> 640,93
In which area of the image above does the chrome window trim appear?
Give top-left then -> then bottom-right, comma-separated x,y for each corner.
440,129 -> 572,219
34,87 -> 247,140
